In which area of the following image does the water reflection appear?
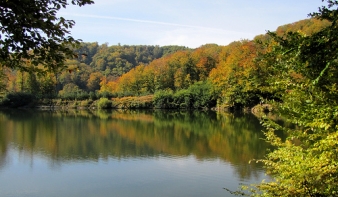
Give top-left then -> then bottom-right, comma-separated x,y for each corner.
0,109 -> 267,181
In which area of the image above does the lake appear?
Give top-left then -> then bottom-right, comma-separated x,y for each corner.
0,109 -> 270,197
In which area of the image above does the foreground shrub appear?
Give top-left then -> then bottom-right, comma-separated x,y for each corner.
97,98 -> 112,109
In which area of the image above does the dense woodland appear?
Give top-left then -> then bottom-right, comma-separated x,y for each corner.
0,18 -> 330,109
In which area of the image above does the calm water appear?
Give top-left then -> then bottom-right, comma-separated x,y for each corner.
0,109 -> 270,197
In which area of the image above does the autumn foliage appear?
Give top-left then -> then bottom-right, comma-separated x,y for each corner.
0,17 -> 330,109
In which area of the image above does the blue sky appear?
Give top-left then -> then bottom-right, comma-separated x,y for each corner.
59,0 -> 325,48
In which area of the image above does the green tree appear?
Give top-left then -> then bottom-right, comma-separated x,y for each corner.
237,1 -> 338,196
0,0 -> 94,70
15,70 -> 28,92
59,83 -> 83,100
40,73 -> 57,100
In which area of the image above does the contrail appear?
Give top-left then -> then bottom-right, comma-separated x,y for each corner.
62,13 -> 251,35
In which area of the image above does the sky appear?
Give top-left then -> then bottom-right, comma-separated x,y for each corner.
59,0 -> 326,48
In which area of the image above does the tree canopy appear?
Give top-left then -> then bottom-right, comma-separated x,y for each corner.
0,0 -> 94,71
232,1 -> 338,196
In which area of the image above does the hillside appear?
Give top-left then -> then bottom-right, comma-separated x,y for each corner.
0,17 -> 331,109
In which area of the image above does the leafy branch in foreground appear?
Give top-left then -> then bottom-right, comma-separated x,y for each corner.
236,0 -> 338,196
0,0 -> 94,71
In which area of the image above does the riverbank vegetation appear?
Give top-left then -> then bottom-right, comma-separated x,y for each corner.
0,17 -> 330,110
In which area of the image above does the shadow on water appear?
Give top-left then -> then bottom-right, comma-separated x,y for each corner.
0,108 -> 276,180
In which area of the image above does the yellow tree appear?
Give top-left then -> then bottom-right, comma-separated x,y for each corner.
191,44 -> 221,81
87,72 -> 103,92
209,40 -> 263,107
116,65 -> 146,95
99,77 -> 118,93
152,57 -> 174,91
142,65 -> 156,94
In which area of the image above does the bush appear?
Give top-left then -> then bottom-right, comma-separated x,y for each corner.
59,91 -> 90,101
97,91 -> 116,99
97,98 -> 112,109
112,95 -> 153,109
153,82 -> 216,109
187,81 -> 216,109
76,92 -> 90,100
80,99 -> 93,107
172,81 -> 216,109
153,90 -> 174,109
59,92 -> 77,100
116,91 -> 134,98
89,91 -> 97,100
1,92 -> 37,108
173,89 -> 191,109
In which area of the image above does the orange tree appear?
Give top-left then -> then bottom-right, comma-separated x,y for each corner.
209,40 -> 266,108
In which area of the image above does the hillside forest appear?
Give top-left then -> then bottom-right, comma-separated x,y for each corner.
0,18 -> 330,109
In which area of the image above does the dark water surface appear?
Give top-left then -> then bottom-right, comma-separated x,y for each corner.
0,109 -> 269,197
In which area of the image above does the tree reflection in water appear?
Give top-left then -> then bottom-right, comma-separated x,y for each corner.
0,109 -> 272,180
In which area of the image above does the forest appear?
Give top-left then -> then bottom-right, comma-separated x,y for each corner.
0,18 -> 330,109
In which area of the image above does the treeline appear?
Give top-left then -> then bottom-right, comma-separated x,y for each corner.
0,45 -> 191,107
0,18 -> 330,109
100,17 -> 330,109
